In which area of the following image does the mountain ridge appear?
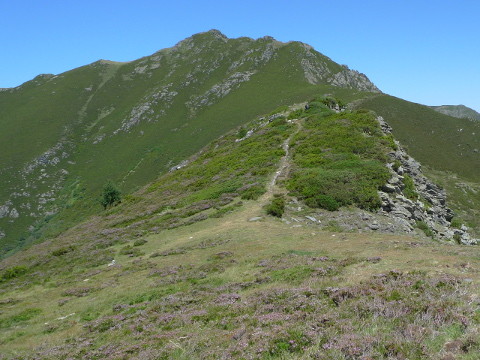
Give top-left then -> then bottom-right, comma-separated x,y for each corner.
0,30 -> 381,255
431,104 -> 480,121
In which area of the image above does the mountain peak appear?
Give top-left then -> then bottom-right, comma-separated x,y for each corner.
431,104 -> 480,121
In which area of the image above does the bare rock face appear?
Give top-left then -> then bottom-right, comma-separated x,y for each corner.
328,67 -> 381,93
377,116 -> 478,245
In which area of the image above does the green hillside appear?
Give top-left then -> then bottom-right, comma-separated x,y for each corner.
0,30 -> 379,256
2,30 -> 480,358
358,95 -> 480,181
1,103 -> 479,359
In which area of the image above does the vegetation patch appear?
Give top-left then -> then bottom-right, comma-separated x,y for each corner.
403,174 -> 418,200
287,101 -> 391,211
0,308 -> 42,329
416,221 -> 435,238
265,195 -> 286,218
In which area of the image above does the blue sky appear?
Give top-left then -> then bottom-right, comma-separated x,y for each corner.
1,0 -> 479,111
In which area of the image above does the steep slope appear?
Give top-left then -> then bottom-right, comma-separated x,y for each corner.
1,103 -> 479,359
357,95 -> 480,181
431,104 -> 480,121
0,30 -> 380,256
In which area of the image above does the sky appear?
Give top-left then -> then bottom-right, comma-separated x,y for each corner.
1,0 -> 479,111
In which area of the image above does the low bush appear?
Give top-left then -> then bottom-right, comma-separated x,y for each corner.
265,195 -> 286,217
1,265 -> 28,281
403,174 -> 418,200
416,221 -> 435,238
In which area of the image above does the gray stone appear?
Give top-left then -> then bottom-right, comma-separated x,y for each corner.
381,184 -> 397,193
248,217 -> 263,222
369,222 -> 380,230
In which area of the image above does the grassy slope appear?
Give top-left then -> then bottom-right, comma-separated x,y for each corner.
1,191 -> 479,359
1,31 -> 377,255
1,106 -> 479,359
358,95 -> 480,234
358,95 -> 480,181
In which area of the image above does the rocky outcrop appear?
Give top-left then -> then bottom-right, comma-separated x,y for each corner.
377,116 -> 478,245
328,67 -> 381,93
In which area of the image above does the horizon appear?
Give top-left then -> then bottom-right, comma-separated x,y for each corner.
1,1 -> 479,112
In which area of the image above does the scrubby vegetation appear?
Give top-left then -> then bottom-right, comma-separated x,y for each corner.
2,242 -> 479,359
403,174 -> 419,200
287,99 -> 392,211
265,195 -> 286,217
100,182 -> 122,209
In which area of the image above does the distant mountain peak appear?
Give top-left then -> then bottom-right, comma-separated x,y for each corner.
431,104 -> 480,121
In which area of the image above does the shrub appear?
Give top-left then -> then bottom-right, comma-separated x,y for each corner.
305,194 -> 339,211
416,221 -> 435,238
100,182 -> 121,210
1,265 -> 28,281
52,245 -> 75,257
237,127 -> 247,139
265,195 -> 286,217
240,185 -> 265,200
392,160 -> 402,172
453,234 -> 462,244
119,245 -> 144,257
287,109 -> 304,120
403,174 -> 418,200
133,239 -> 148,247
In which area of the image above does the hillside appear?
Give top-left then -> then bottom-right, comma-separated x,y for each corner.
1,102 -> 479,359
0,30 -> 379,256
2,30 -> 480,359
431,104 -> 480,121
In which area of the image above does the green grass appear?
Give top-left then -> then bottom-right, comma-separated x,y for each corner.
358,94 -> 480,181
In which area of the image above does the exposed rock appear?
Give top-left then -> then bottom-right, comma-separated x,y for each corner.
0,204 -> 9,218
9,208 -> 19,219
248,217 -> 263,222
305,215 -> 319,223
376,116 -> 477,245
369,221 -> 380,230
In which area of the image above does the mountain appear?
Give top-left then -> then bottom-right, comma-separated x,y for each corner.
431,104 -> 480,121
1,30 -> 480,358
0,30 -> 380,256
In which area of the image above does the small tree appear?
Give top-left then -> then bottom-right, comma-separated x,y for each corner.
100,182 -> 121,210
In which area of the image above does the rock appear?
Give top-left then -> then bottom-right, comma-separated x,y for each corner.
9,208 -> 19,218
248,217 -> 263,222
392,207 -> 412,219
369,222 -> 380,230
381,183 -> 397,193
305,215 -> 319,223
388,175 -> 402,186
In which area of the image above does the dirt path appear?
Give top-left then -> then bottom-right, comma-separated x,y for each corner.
257,118 -> 302,207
